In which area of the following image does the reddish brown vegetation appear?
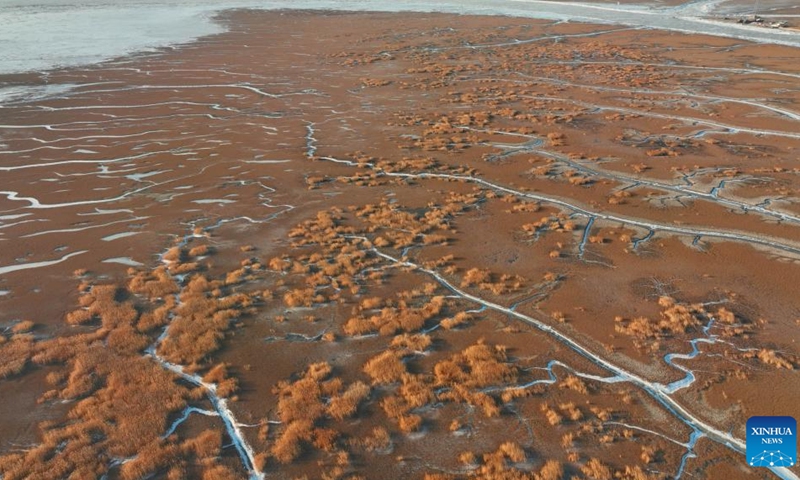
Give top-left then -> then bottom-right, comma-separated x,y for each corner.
270,362 -> 371,464
614,297 -> 754,350
344,295 -> 446,336
0,332 -> 33,378
363,351 -> 407,384
461,268 -> 525,295
203,363 -> 239,398
434,341 -> 517,389
0,331 -> 189,479
0,238 -> 275,479
157,274 -> 255,364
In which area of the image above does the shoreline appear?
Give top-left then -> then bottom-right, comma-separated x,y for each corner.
2,1 -> 800,78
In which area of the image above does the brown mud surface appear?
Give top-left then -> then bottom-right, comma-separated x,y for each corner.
1,9 -> 799,480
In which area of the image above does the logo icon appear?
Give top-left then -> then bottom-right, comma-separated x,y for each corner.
747,416 -> 796,467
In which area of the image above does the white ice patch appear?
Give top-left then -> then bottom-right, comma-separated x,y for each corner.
102,257 -> 144,266
125,170 -> 169,181
101,231 -> 141,241
0,83 -> 81,104
0,213 -> 32,221
192,199 -> 236,204
79,208 -> 135,216
0,251 -> 87,275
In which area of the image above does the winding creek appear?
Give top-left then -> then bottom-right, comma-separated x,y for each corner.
319,155 -> 800,258
364,244 -> 799,480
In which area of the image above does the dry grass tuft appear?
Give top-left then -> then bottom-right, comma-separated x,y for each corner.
157,274 -> 254,364
536,460 -> 564,480
203,363 -> 239,398
390,333 -> 432,352
11,320 -> 34,334
327,382 -> 371,420
0,333 -> 33,378
582,458 -> 612,479
344,295 -> 446,336
270,361 -> 373,465
434,341 -> 517,388
359,427 -> 392,452
128,266 -> 179,299
560,375 -> 588,394
363,351 -> 407,384
272,419 -> 313,464
397,414 -> 423,433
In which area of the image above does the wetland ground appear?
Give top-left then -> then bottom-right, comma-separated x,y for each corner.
1,7 -> 799,480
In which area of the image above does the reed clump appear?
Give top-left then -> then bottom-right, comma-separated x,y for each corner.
0,329 -> 190,480
343,295 -> 446,336
363,351 -> 407,385
157,274 -> 255,364
0,331 -> 33,378
582,458 -> 613,480
270,362 -> 371,464
128,266 -> 179,299
203,363 -> 239,398
327,381 -> 371,420
449,441 -> 532,479
434,341 -> 517,389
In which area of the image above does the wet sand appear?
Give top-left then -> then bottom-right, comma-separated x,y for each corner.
0,9 -> 799,480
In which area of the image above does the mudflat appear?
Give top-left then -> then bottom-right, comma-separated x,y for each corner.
0,9 -> 799,480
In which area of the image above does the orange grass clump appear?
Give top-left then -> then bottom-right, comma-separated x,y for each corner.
459,268 -> 526,295
11,320 -> 34,334
434,341 -> 517,389
0,333 -> 189,479
0,332 -> 33,378
390,333 -> 432,352
582,458 -> 613,479
270,362 -> 371,464
327,381 -> 371,420
128,266 -> 179,299
614,296 -> 754,345
157,274 -> 255,364
203,363 -> 239,398
343,296 -> 446,336
363,351 -> 407,384
451,441 -> 531,478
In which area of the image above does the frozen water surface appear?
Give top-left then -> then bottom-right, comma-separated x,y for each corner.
0,2 -> 225,75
